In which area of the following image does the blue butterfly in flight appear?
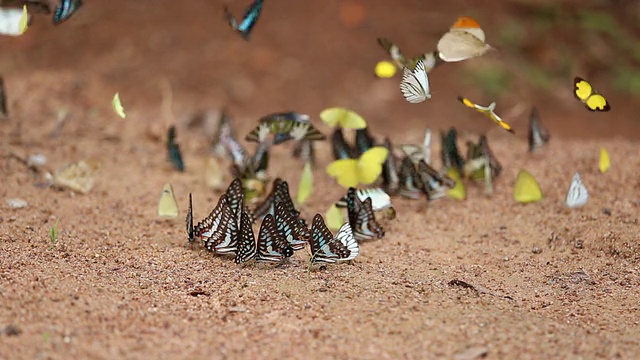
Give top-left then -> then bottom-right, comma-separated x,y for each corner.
224,0 -> 264,39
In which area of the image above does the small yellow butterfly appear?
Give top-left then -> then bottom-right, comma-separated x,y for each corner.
297,161 -> 313,205
574,77 -> 610,112
599,147 -> 610,173
158,183 -> 179,218
52,160 -> 99,194
112,93 -> 126,118
458,96 -> 514,133
325,204 -> 345,231
374,61 -> 397,78
18,5 -> 29,34
446,168 -> 466,201
320,107 -> 367,129
326,147 -> 389,188
514,170 -> 543,204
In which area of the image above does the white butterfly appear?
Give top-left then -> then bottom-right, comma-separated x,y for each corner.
565,172 -> 589,208
334,223 -> 359,262
335,187 -> 392,212
400,59 -> 431,103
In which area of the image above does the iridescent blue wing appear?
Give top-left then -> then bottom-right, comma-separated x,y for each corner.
53,0 -> 83,25
256,214 -> 292,263
224,0 -> 264,39
274,202 -> 308,251
167,126 -> 185,172
235,210 -> 257,264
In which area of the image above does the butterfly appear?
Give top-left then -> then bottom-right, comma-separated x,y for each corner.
513,170 -> 543,204
53,0 -> 82,25
320,107 -> 367,129
331,128 -> 357,160
256,214 -> 294,263
274,202 -> 309,251
416,160 -> 455,201
345,187 -> 385,241
235,210 -> 257,264
51,160 -> 98,194
297,162 -> 313,205
251,178 -> 301,221
446,168 -> 466,201
197,195 -> 234,252
0,76 -> 7,119
211,194 -> 241,254
437,16 -> 492,62
335,188 -> 392,213
440,128 -> 465,174
565,172 -> 588,208
0,5 -> 30,36
355,127 -> 375,156
381,137 -> 400,196
158,183 -> 179,219
308,214 -> 359,264
225,178 -> 252,221
574,77 -> 610,112
599,147 -> 610,173
186,193 -> 194,243
399,128 -> 432,165
245,112 -> 326,145
166,126 -> 185,172
112,93 -> 126,119
400,59 -> 431,103
224,0 -> 264,40
398,155 -> 423,200
204,155 -> 226,191
326,146 -> 389,188
377,37 -> 440,72
528,107 -> 550,152
292,139 -> 315,165
464,135 -> 502,195
324,204 -> 345,231
457,96 -> 514,134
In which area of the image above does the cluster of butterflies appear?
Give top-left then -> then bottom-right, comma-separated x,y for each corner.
0,0 -> 82,36
183,177 -> 387,266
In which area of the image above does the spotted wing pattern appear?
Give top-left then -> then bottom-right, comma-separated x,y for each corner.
274,202 -> 309,251
256,214 -> 293,263
235,210 -> 257,264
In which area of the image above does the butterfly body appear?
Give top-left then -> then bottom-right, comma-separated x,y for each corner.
224,0 -> 264,39
53,0 -> 82,25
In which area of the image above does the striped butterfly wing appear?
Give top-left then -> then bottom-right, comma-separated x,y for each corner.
186,193 -> 194,243
565,172 -> 589,208
275,202 -> 309,251
353,197 -> 385,241
256,214 -> 293,263
235,210 -> 257,264
212,195 -> 240,254
53,0 -> 82,25
251,178 -> 280,220
196,195 -> 227,245
400,60 -> 430,103
398,156 -> 422,199
309,214 -> 344,264
225,178 -> 251,220
333,223 -> 359,261
275,179 -> 302,219
382,138 -> 400,196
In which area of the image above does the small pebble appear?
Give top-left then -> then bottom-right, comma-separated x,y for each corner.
7,198 -> 28,209
532,247 -> 543,254
27,154 -> 47,167
602,208 -> 612,216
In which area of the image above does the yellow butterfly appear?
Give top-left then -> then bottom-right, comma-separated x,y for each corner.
458,96 -> 514,133
574,77 -> 610,112
446,168 -> 466,201
325,204 -> 345,231
599,147 -> 610,173
18,5 -> 29,34
320,107 -> 367,129
514,170 -> 543,204
158,183 -> 179,218
112,93 -> 126,118
52,160 -> 99,194
326,147 -> 389,188
297,162 -> 313,205
375,61 -> 397,78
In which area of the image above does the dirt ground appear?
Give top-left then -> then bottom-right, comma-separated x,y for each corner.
1,1 -> 640,359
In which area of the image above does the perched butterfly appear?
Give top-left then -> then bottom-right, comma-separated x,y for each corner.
574,77 -> 610,112
308,214 -> 359,264
355,127 -> 375,156
416,160 -> 455,200
513,170 -> 543,204
224,0 -> 264,40
599,147 -> 610,173
235,210 -> 257,264
440,128 -> 465,174
0,6 -> 30,36
166,126 -> 185,172
0,76 -> 7,119
246,112 -> 326,145
437,16 -> 492,62
335,188 -> 392,213
398,155 -> 422,199
51,160 -> 98,194
400,59 -> 431,103
211,195 -> 240,254
158,183 -> 179,219
251,178 -> 301,221
377,37 -> 440,72
381,138 -> 400,196
197,195 -> 232,250
212,109 -> 241,158
458,96 -> 514,134
297,162 -> 313,205
53,0 -> 82,25
274,202 -> 309,251
331,128 -> 357,160
345,187 -> 385,241
112,93 -> 126,119
464,135 -> 502,195
292,139 -> 315,165
326,146 -> 389,188
528,107 -> 550,152
565,172 -> 588,208
225,178 -> 252,221
399,128 -> 432,164
446,168 -> 466,201
186,193 -> 194,243
255,214 -> 294,263
320,107 -> 367,129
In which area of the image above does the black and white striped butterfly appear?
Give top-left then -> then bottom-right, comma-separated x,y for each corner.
235,210 -> 257,264
53,0 -> 82,25
335,188 -> 392,212
565,172 -> 588,208
198,195 -> 237,254
345,188 -> 385,241
274,202 -> 309,251
308,214 -> 359,264
400,59 -> 431,103
255,214 -> 294,263
251,178 -> 301,221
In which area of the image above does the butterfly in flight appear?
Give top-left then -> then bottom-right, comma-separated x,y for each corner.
457,96 -> 514,134
400,59 -> 431,103
224,0 -> 264,40
437,16 -> 492,62
308,214 -> 359,264
377,37 -> 440,72
573,77 -> 610,112
246,112 -> 326,145
345,188 -> 385,241
53,0 -> 83,25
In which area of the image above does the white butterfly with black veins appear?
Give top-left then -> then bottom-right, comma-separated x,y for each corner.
565,172 -> 588,208
400,59 -> 431,103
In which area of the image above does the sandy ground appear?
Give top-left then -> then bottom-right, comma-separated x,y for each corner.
1,1 -> 640,359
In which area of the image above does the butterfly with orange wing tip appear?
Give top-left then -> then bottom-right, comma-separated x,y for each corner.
308,214 -> 359,264
345,187 -> 384,241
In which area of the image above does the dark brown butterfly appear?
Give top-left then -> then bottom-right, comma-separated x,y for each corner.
309,214 -> 359,264
345,188 -> 384,241
255,214 -> 293,263
235,210 -> 257,264
274,202 -> 309,251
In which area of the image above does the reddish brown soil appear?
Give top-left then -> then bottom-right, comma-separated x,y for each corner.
1,1 -> 639,359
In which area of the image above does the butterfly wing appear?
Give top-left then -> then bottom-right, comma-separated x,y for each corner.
381,138 -> 400,196
53,0 -> 82,25
166,126 -> 185,172
334,223 -> 359,261
565,172 -> 589,208
237,0 -> 264,37
0,76 -> 7,119
256,214 -> 292,263
585,94 -> 610,112
573,77 -> 593,102
514,170 -> 543,204
197,195 -> 228,246
377,37 -> 407,69
446,168 -> 466,200
309,214 -> 345,264
599,147 -> 610,173
437,30 -> 491,62
528,107 -> 550,152
320,107 -> 367,129
235,210 -> 257,263
213,195 -> 240,254
274,202 -> 309,250
158,183 -> 179,218
400,60 -> 430,103
331,128 -> 356,160
327,159 -> 359,188
324,204 -> 345,231
356,147 -> 389,185
297,162 -> 313,205
186,193 -> 194,243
